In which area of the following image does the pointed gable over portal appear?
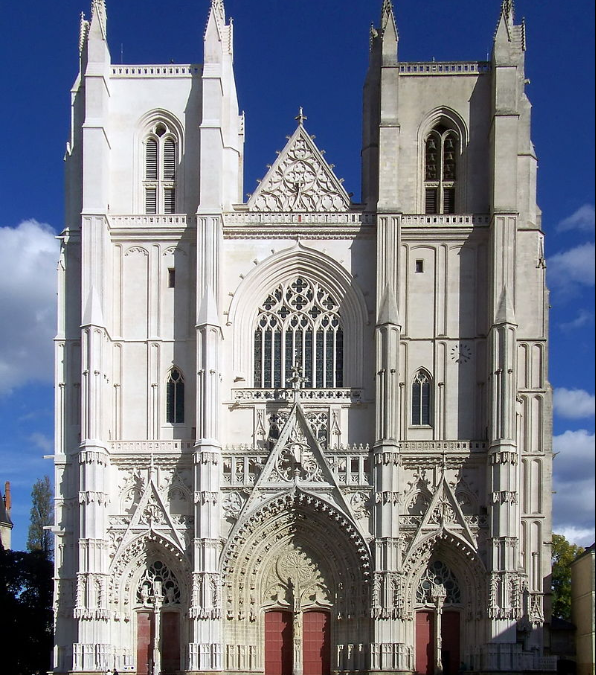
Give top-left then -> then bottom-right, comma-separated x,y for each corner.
248,112 -> 351,212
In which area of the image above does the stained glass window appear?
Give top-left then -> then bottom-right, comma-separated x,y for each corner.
253,277 -> 344,389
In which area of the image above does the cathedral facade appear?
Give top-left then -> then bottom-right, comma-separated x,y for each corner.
53,1 -> 555,673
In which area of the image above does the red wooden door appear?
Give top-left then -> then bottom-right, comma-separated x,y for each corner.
161,611 -> 181,673
303,611 -> 331,675
441,611 -> 460,675
265,610 -> 293,675
136,611 -> 154,675
415,610 -> 435,675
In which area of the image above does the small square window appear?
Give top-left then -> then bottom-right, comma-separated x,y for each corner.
415,260 -> 424,274
168,268 -> 176,288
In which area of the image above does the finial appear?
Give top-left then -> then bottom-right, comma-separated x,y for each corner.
295,107 -> 307,126
501,0 -> 514,25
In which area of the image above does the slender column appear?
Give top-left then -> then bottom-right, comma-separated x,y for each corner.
190,288 -> 223,672
372,282 -> 403,670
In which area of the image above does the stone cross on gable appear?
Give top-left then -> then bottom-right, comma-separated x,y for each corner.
295,107 -> 307,126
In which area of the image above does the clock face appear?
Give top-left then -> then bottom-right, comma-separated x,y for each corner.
450,343 -> 472,364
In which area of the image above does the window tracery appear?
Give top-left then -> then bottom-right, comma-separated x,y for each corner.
143,121 -> 177,214
416,560 -> 461,605
424,125 -> 458,214
166,367 -> 185,424
137,560 -> 181,606
411,369 -> 432,426
253,277 -> 344,389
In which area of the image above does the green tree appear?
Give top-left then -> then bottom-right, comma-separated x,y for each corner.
0,547 -> 53,673
27,475 -> 54,557
551,532 -> 584,620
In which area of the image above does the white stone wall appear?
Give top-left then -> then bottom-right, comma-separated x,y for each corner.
53,2 -> 553,673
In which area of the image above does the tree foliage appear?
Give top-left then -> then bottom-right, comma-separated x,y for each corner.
551,532 -> 584,620
0,547 -> 53,674
27,475 -> 53,557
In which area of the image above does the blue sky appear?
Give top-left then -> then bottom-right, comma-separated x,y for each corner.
1,0 -> 594,551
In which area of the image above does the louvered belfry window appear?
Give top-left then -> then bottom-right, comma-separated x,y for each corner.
424,125 -> 458,215
143,122 -> 177,214
253,277 -> 344,389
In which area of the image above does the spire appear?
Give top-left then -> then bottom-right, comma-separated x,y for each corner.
211,0 -> 226,26
204,0 -> 233,61
90,0 -> 107,40
501,0 -> 514,27
381,0 -> 397,33
380,0 -> 398,65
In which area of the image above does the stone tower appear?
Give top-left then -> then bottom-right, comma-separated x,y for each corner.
53,1 -> 554,673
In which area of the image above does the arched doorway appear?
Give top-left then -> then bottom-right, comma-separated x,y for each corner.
222,491 -> 371,674
415,561 -> 461,675
134,560 -> 182,675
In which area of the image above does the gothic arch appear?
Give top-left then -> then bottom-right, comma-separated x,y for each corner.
221,490 -> 371,671
227,243 -> 369,386
417,107 -> 468,214
109,532 -> 191,619
222,490 -> 371,613
134,109 -> 185,213
401,530 -> 486,622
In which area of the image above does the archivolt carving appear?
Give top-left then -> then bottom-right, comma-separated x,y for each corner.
222,490 -> 371,626
108,532 -> 190,617
401,530 -> 486,621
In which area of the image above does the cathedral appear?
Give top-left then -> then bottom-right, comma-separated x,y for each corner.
52,1 -> 555,673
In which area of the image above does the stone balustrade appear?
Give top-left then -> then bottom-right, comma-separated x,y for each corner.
110,65 -> 201,78
399,61 -> 490,75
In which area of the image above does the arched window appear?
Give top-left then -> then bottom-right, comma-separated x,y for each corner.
137,560 -> 181,606
253,277 -> 344,389
166,368 -> 185,424
424,125 -> 458,214
143,122 -> 177,214
416,561 -> 461,605
412,370 -> 432,426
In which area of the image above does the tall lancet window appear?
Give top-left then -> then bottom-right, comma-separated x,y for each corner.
143,122 -> 177,214
424,125 -> 458,214
166,368 -> 185,424
412,369 -> 432,426
253,277 -> 344,389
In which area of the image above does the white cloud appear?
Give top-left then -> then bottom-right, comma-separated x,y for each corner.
553,429 -> 595,546
554,388 -> 595,419
557,204 -> 595,233
0,220 -> 59,396
28,432 -> 53,453
559,308 -> 594,332
548,242 -> 595,292
555,526 -> 595,549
